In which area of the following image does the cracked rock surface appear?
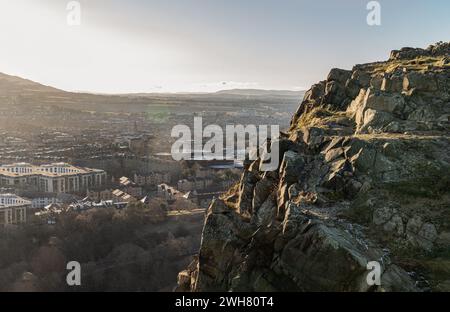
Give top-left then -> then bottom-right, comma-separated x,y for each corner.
177,42 -> 450,292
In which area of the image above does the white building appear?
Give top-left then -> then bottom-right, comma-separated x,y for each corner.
30,197 -> 61,209
0,163 -> 107,194
0,193 -> 31,225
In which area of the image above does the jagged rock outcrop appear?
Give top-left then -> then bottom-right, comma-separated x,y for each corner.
178,42 -> 450,292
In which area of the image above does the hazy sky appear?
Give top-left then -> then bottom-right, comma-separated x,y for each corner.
0,0 -> 448,93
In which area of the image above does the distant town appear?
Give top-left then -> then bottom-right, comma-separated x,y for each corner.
0,74 -> 301,229
0,71 -> 304,291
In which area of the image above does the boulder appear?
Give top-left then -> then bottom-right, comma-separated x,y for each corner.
418,223 -> 438,243
370,76 -> 384,90
406,217 -> 438,251
373,206 -> 395,225
345,78 -> 362,99
252,195 -> 277,227
277,151 -> 305,217
358,108 -> 395,133
383,215 -> 404,236
344,178 -> 363,197
347,88 -> 367,119
352,88 -> 407,133
252,176 -> 275,212
364,89 -> 406,116
237,170 -> 259,216
381,75 -> 404,92
303,127 -> 326,147
324,147 -> 345,162
279,150 -> 305,185
278,216 -> 418,291
403,72 -> 439,92
304,81 -> 326,102
323,80 -> 347,108
351,69 -> 371,87
327,68 -> 352,84
389,47 -> 429,61
350,147 -> 376,173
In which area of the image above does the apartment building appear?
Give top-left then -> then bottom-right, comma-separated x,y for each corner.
133,172 -> 171,186
0,193 -> 31,225
86,189 -> 114,202
0,163 -> 107,194
177,178 -> 214,192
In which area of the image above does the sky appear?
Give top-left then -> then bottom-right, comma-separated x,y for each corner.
0,0 -> 448,93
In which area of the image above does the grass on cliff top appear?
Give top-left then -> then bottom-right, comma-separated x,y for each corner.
365,55 -> 448,75
295,106 -> 349,130
354,132 -> 450,141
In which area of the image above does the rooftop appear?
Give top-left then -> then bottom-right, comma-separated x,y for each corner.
0,162 -> 105,177
0,193 -> 32,208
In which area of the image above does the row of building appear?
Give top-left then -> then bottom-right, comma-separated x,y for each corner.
0,162 -> 107,226
0,182 -> 220,226
0,163 -> 107,193
0,162 -> 234,226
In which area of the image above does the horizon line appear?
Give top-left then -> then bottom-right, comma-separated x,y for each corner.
0,70 -> 307,96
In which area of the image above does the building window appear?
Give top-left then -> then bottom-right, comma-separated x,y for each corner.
5,209 -> 13,224
17,208 -> 26,223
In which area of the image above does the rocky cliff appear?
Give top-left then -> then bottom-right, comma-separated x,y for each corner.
178,42 -> 450,292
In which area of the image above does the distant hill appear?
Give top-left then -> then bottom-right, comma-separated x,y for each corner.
214,89 -> 304,97
0,72 -> 62,96
0,71 -> 304,112
0,71 -> 304,99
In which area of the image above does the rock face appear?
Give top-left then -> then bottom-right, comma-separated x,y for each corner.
178,42 -> 450,292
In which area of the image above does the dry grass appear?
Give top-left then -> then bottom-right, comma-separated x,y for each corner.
364,55 -> 448,76
295,106 -> 348,129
